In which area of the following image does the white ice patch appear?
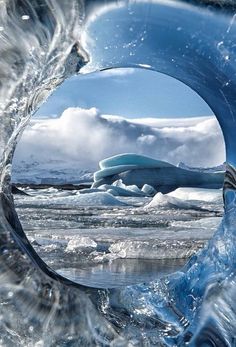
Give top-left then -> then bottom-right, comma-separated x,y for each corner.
141,184 -> 157,196
145,192 -> 201,210
108,240 -> 199,259
75,192 -> 127,206
168,187 -> 223,203
15,191 -> 127,207
66,237 -> 97,253
112,179 -> 145,195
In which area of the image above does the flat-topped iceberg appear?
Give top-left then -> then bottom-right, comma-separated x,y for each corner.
92,153 -> 224,193
94,153 -> 174,183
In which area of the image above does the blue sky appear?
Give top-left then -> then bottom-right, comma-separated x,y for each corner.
35,68 -> 213,119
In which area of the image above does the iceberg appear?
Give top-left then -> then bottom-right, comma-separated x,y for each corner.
141,184 -> 157,196
112,179 -> 143,194
1,1 -> 236,346
145,192 -> 205,210
100,184 -> 145,197
168,187 -> 223,203
65,237 -> 97,253
93,153 -> 224,193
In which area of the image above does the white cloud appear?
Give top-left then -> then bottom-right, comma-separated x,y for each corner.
13,107 -> 225,174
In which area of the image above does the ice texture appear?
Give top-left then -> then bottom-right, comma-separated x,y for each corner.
1,1 -> 236,346
60,191 -> 127,206
18,191 -> 127,207
94,153 -> 174,183
93,153 -> 224,193
141,184 -> 157,196
99,183 -> 145,197
145,192 -> 204,210
66,237 -> 97,253
168,187 -> 223,203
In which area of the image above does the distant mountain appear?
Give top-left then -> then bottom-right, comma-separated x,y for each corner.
177,162 -> 225,173
12,159 -> 94,185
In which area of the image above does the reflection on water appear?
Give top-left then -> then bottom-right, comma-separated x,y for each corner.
57,258 -> 187,288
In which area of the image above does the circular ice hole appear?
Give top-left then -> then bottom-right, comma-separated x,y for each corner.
12,67 -> 225,288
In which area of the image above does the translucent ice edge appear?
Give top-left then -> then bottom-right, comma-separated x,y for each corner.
0,1 -> 236,346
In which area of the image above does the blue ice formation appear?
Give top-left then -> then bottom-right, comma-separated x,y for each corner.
141,184 -> 157,196
93,153 -> 224,194
1,1 -> 236,346
99,183 -> 146,197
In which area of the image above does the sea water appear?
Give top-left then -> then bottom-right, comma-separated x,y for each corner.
14,187 -> 222,288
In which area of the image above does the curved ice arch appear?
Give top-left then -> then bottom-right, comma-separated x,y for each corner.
99,153 -> 174,169
81,1 -> 236,345
0,1 -> 236,346
93,153 -> 224,193
94,153 -> 174,181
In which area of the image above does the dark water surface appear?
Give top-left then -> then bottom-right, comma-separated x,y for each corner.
57,258 -> 187,288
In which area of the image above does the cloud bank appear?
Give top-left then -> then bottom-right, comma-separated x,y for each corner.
13,107 -> 225,174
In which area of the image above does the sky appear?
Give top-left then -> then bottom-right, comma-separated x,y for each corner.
35,68 -> 213,119
12,1 -> 227,183
14,108 -> 225,177
17,67 -> 224,178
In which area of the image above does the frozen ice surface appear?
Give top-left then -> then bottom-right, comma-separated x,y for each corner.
168,187 -> 223,202
65,237 -> 97,252
16,190 -> 127,207
12,159 -> 94,185
14,186 -> 223,280
145,192 -> 210,210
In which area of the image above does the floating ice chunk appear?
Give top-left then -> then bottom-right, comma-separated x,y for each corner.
74,192 -> 126,206
112,179 -> 130,189
168,187 -> 223,203
106,188 -> 119,196
145,192 -> 202,210
141,184 -> 157,196
99,183 -> 145,197
66,237 -> 97,253
108,240 -> 200,259
112,179 -> 145,195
